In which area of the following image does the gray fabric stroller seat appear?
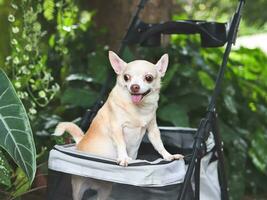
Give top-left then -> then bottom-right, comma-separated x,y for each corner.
48,127 -> 220,200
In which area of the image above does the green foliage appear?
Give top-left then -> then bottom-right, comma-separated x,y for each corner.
11,167 -> 31,197
0,69 -> 36,184
0,0 -> 95,197
249,129 -> 267,174
43,0 -> 55,21
158,103 -> 189,127
197,71 -> 215,90
5,0 -> 59,118
0,1 -> 10,68
174,0 -> 267,35
61,88 -> 97,108
242,0 -> 267,27
0,150 -> 11,188
49,0 -> 94,56
197,46 -> 267,199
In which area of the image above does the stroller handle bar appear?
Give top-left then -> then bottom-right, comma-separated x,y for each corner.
123,0 -> 245,48
124,20 -> 228,48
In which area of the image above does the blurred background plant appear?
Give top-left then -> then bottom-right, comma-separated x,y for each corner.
0,0 -> 266,199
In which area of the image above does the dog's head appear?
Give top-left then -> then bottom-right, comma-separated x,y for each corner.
109,51 -> 168,105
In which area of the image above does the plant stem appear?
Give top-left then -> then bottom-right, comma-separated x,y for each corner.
9,185 -> 47,200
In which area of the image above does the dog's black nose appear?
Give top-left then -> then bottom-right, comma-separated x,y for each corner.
130,84 -> 140,93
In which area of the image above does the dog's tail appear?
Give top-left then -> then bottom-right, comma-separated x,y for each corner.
53,122 -> 84,144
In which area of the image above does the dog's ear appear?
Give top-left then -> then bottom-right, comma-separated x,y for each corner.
109,51 -> 127,74
155,54 -> 169,77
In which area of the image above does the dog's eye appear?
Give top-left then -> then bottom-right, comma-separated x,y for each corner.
145,75 -> 153,83
123,74 -> 130,82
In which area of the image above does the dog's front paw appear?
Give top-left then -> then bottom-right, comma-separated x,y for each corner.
163,153 -> 184,161
117,156 -> 132,167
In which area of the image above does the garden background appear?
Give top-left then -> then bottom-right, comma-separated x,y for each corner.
0,0 -> 267,199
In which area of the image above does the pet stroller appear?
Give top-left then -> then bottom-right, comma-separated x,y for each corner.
47,0 -> 245,199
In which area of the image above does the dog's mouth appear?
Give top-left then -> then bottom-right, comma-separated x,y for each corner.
130,89 -> 151,104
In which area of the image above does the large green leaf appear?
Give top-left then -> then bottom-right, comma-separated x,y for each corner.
0,69 -> 36,183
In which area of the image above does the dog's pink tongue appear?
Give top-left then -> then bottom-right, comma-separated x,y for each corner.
131,95 -> 142,104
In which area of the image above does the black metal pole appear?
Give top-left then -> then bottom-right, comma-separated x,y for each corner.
80,0 -> 149,131
178,1 -> 245,199
194,158 -> 201,200
118,0 -> 149,55
211,111 -> 229,200
207,0 -> 245,112
178,118 -> 210,200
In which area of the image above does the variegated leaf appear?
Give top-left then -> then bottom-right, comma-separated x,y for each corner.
0,69 -> 36,183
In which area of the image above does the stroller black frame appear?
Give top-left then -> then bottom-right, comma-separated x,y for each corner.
79,1 -> 245,199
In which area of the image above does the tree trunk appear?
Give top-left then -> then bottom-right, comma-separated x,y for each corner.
85,0 -> 173,51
